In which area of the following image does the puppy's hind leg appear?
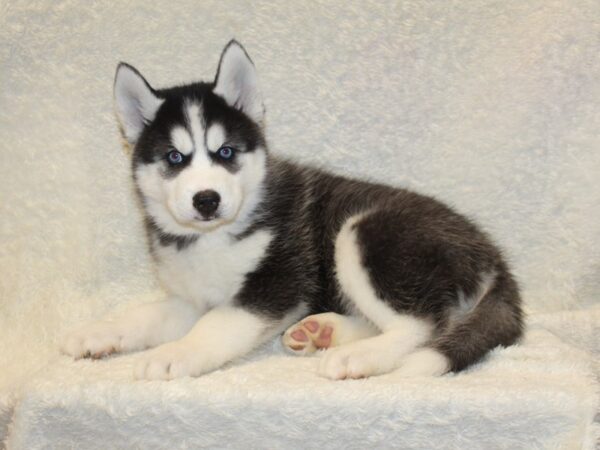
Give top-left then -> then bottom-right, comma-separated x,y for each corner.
319,214 -> 438,380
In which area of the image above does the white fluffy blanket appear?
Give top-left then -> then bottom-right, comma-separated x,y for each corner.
4,309 -> 600,449
1,0 -> 599,448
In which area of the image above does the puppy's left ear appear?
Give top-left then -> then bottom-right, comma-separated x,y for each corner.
213,40 -> 264,124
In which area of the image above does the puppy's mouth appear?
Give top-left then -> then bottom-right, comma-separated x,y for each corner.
194,214 -> 220,222
188,211 -> 238,231
166,199 -> 243,233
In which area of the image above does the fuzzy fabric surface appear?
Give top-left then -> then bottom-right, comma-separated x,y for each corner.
5,309 -> 600,450
1,0 -> 599,448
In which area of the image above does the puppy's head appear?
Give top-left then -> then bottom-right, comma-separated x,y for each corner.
114,41 -> 267,236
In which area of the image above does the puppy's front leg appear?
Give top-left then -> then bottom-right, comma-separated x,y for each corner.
134,306 -> 272,380
62,298 -> 201,359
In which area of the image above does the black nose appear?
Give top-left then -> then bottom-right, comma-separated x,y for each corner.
193,190 -> 220,218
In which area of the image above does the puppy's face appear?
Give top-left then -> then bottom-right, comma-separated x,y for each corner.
114,42 -> 267,236
131,90 -> 267,235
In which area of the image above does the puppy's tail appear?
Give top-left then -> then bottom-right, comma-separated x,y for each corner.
433,270 -> 524,372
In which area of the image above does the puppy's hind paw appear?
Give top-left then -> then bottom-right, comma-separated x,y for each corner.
282,313 -> 339,354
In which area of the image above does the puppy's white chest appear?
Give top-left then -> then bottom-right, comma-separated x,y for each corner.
155,230 -> 272,309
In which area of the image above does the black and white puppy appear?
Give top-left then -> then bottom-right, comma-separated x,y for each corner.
62,41 -> 523,381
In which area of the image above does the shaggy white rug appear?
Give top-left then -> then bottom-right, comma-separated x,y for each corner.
1,0 -> 599,448
4,309 -> 600,449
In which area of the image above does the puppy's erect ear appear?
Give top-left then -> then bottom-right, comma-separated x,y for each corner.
213,40 -> 264,123
114,63 -> 164,145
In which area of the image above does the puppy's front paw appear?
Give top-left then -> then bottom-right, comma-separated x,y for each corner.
61,321 -> 146,359
61,322 -> 123,359
134,341 -> 207,381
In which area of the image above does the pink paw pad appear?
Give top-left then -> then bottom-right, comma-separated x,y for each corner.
291,329 -> 308,342
283,318 -> 336,353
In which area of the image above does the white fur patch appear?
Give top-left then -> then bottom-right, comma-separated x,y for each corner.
393,348 -> 449,378
155,229 -> 273,310
170,126 -> 194,155
185,102 -> 208,165
228,149 -> 267,232
206,123 -> 226,151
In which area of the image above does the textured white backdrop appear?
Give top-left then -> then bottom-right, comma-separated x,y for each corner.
1,1 -> 599,447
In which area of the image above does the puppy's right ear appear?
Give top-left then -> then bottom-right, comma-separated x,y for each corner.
114,63 -> 164,145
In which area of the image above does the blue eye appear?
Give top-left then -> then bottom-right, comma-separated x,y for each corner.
218,146 -> 235,160
167,150 -> 184,165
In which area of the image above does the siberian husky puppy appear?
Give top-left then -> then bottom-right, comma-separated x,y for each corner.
62,41 -> 523,380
